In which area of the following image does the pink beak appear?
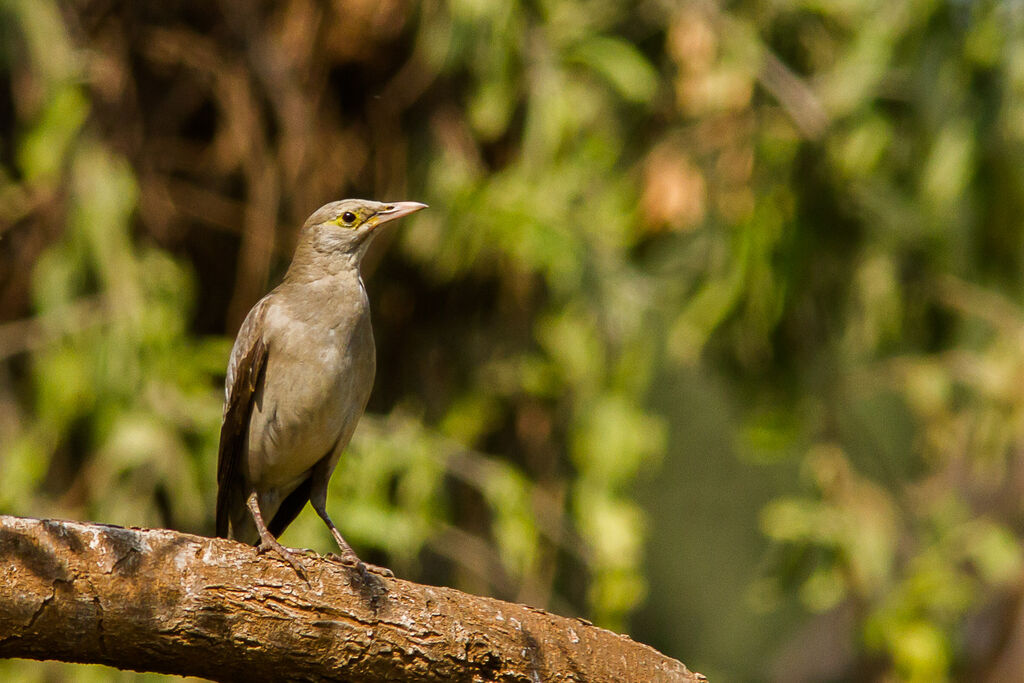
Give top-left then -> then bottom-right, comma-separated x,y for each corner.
371,201 -> 428,229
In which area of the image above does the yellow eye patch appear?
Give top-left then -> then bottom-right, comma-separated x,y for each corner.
333,210 -> 359,227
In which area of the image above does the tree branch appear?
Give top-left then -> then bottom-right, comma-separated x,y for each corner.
0,516 -> 703,682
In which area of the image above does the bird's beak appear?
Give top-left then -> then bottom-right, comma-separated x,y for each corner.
369,201 -> 428,230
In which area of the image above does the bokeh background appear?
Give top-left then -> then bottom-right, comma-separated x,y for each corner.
4,0 -> 1024,680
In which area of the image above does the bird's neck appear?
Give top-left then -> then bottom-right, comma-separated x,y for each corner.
283,238 -> 366,285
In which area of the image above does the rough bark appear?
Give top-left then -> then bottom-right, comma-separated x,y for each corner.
0,516 -> 704,682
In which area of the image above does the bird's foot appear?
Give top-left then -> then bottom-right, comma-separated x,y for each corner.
257,537 -> 308,581
326,551 -> 394,579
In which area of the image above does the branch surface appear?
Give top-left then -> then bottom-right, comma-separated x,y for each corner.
0,516 -> 703,682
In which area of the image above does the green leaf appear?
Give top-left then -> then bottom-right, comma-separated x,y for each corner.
566,36 -> 658,103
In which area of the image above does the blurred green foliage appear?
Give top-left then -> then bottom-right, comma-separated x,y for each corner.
5,0 -> 1024,681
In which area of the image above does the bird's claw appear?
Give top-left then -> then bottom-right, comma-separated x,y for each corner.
369,563 -> 394,578
325,552 -> 394,578
257,539 -> 309,582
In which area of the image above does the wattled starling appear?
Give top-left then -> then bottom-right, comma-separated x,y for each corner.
216,199 -> 427,577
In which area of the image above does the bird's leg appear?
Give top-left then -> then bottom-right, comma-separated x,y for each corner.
246,491 -> 307,579
309,482 -> 393,578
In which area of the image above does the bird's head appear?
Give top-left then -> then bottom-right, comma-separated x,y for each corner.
294,198 -> 427,269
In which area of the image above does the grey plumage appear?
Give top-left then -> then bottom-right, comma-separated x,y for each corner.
216,198 -> 426,576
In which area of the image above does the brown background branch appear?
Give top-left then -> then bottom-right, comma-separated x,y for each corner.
0,516 -> 704,682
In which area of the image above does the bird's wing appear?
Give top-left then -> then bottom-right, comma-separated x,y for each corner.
215,295 -> 271,538
267,476 -> 313,538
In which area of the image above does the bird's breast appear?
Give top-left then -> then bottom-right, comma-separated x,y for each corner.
245,306 -> 375,490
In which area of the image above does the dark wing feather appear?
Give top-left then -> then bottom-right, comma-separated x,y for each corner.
267,476 -> 313,538
215,297 -> 271,538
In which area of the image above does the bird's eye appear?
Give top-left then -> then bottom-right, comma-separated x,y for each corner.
342,211 -> 357,224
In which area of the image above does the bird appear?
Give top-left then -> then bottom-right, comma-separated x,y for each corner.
216,198 -> 427,578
